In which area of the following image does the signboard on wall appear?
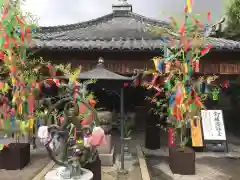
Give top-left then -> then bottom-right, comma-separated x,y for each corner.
79,60 -> 153,73
200,110 -> 226,141
201,63 -> 240,74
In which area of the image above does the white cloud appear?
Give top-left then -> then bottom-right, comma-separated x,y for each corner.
22,0 -> 226,26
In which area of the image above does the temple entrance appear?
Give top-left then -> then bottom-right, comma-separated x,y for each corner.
92,85 -> 149,130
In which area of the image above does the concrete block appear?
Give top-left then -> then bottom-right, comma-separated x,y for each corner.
99,146 -> 115,166
97,135 -> 111,154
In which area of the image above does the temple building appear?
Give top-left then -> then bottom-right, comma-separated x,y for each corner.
32,0 -> 240,76
31,0 -> 240,132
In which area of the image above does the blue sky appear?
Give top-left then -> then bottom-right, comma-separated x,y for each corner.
22,0 -> 229,26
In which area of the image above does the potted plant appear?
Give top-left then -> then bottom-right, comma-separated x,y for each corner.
123,120 -> 132,158
97,108 -> 112,134
124,120 -> 132,140
0,0 -> 39,170
99,118 -> 112,134
145,6 -> 216,175
38,70 -> 104,180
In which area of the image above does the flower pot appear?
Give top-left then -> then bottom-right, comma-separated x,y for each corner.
169,146 -> 195,175
145,126 -> 160,150
127,112 -> 136,128
0,143 -> 30,170
84,153 -> 101,180
123,137 -> 132,159
45,167 -> 93,180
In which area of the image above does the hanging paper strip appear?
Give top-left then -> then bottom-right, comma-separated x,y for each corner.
168,128 -> 175,147
186,0 -> 193,13
190,117 -> 203,147
28,94 -> 34,114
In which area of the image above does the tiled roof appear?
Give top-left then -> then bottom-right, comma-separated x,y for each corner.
35,12 -> 169,41
32,39 -> 166,51
31,37 -> 240,51
31,8 -> 240,51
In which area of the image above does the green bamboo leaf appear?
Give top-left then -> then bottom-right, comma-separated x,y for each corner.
0,144 -> 4,151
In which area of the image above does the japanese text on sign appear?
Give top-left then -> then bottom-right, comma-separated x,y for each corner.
200,110 -> 226,141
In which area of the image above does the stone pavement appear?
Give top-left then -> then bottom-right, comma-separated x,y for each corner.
146,155 -> 240,180
102,163 -> 142,180
143,131 -> 240,180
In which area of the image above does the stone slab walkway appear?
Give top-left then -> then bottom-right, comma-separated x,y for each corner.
102,164 -> 142,180
143,131 -> 240,180
146,155 -> 240,180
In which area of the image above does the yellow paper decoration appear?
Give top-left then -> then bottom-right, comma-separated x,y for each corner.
76,140 -> 83,144
20,121 -> 25,132
0,144 -> 3,151
12,77 -> 16,85
186,0 -> 192,13
18,104 -> 22,114
28,118 -> 34,129
153,57 -> 160,71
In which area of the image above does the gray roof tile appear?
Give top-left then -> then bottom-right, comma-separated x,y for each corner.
31,11 -> 240,51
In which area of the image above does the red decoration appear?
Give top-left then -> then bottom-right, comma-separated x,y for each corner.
124,82 -> 129,87
28,94 -> 34,114
60,116 -> 64,125
179,24 -> 185,34
79,103 -> 86,115
47,65 -> 53,69
201,45 -> 212,55
3,41 -> 9,48
81,119 -> 87,126
15,15 -> 24,24
171,38 -> 175,48
0,51 -> 4,59
89,99 -> 96,108
25,27 -> 31,33
53,79 -> 59,86
168,128 -> 175,147
176,107 -> 182,120
207,12 -> 211,23
11,67 -> 16,73
21,31 -> 25,43
223,80 -> 229,88
135,79 -> 139,86
195,60 -> 199,72
151,74 -> 158,85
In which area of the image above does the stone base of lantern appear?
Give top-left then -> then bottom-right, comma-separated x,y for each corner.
98,146 -> 115,166
45,167 -> 93,180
